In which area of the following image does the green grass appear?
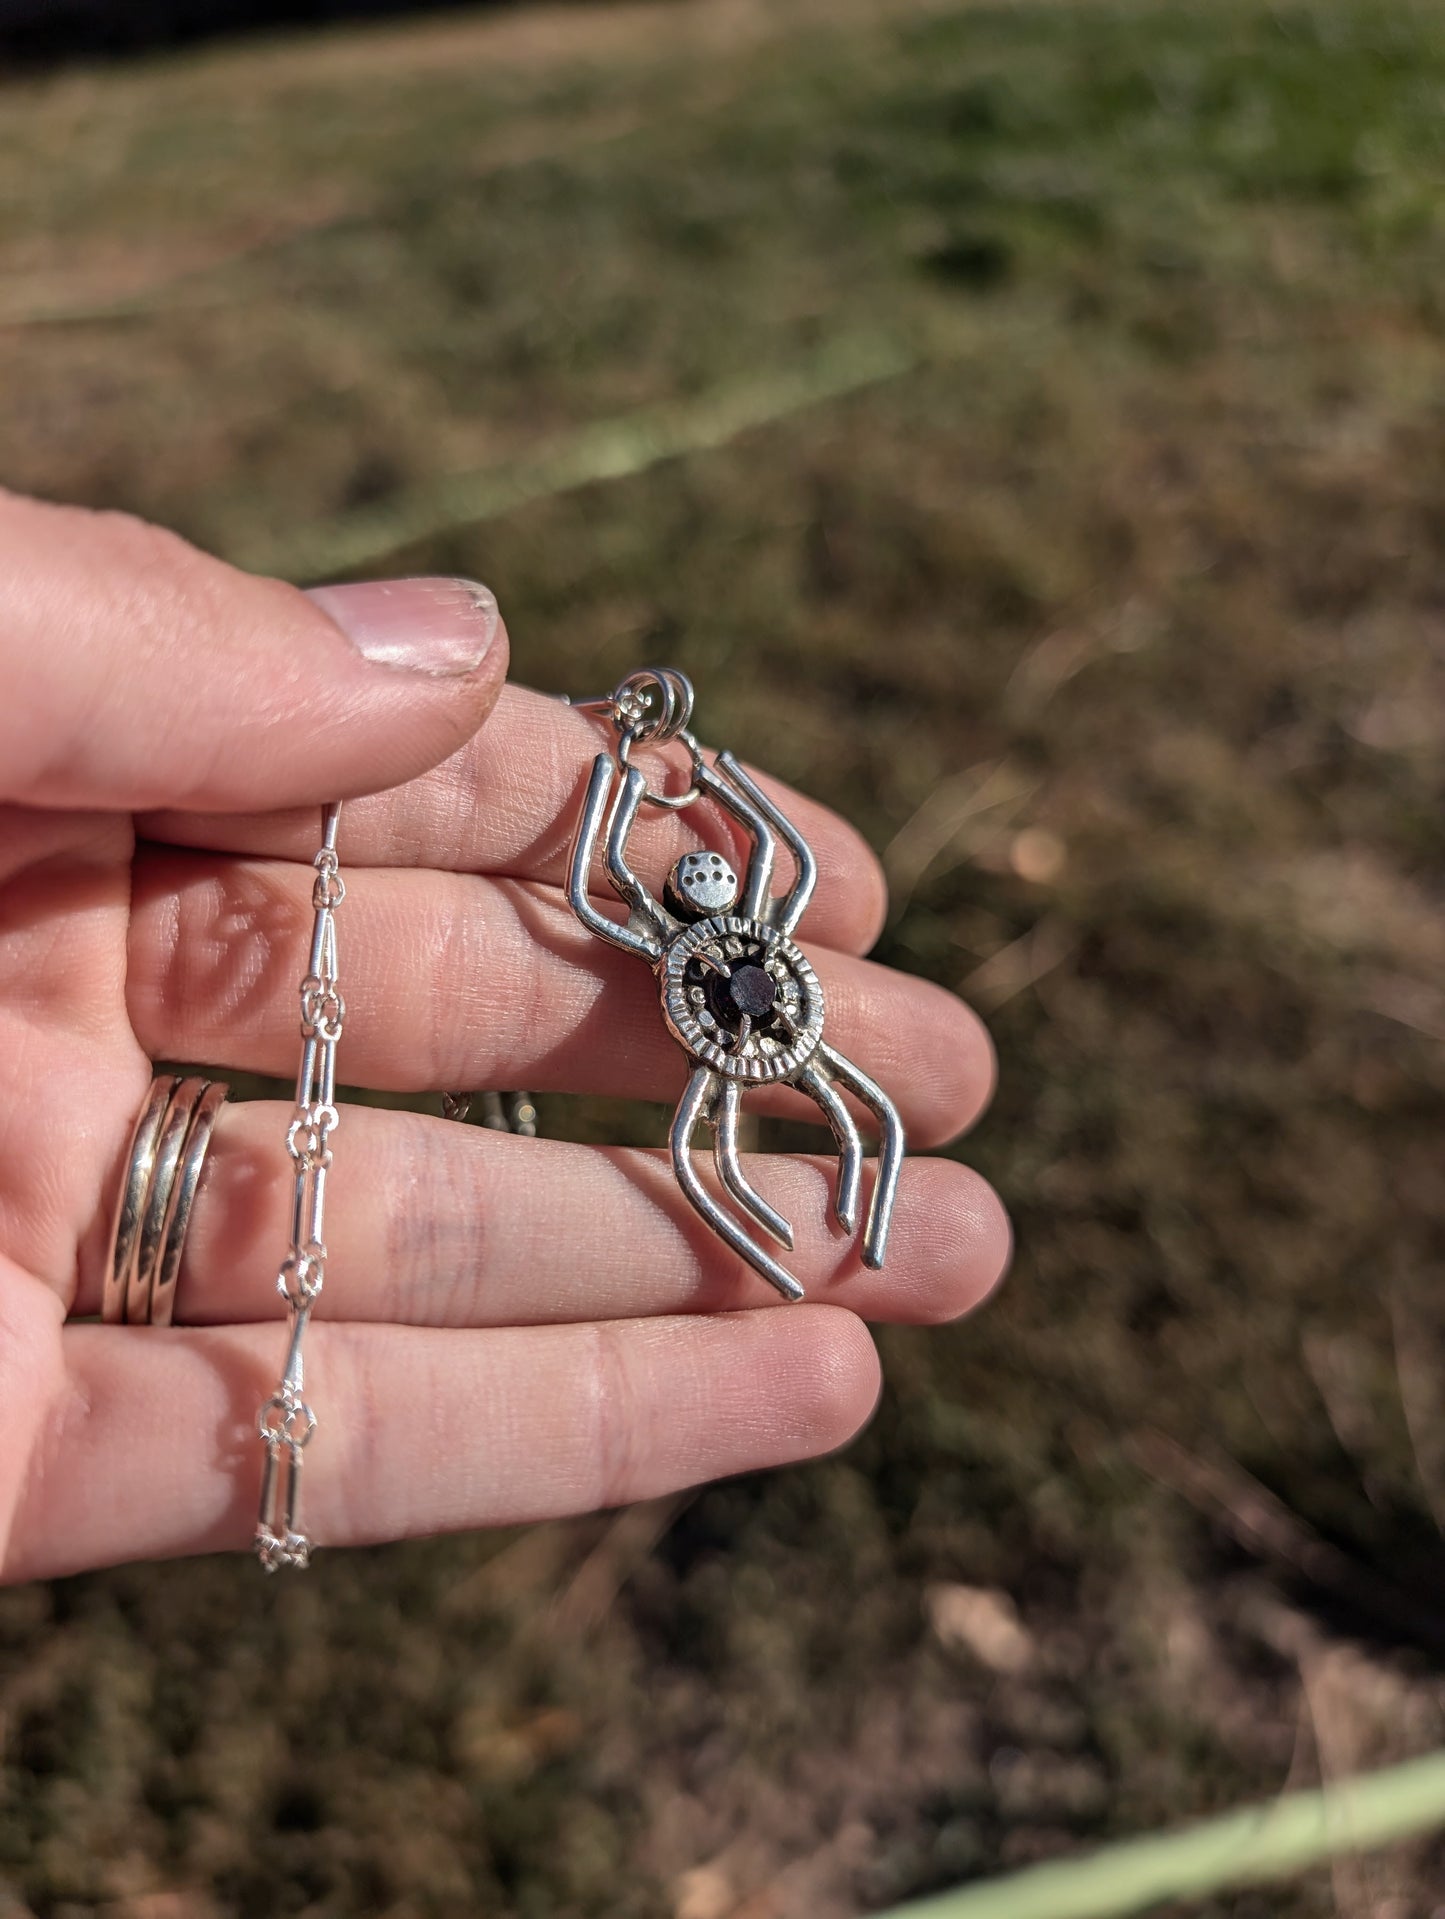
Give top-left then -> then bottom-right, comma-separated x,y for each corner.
3,0 -> 1445,1911
881,1751 -> 1445,1916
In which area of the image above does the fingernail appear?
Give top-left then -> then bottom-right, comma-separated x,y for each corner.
307,577 -> 499,677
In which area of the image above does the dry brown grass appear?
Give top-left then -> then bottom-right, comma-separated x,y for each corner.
2,0 -> 1445,1912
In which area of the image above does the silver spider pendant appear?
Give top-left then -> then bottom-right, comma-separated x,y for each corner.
565,670 -> 904,1300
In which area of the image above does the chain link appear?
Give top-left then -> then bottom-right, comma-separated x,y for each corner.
254,802 -> 345,1573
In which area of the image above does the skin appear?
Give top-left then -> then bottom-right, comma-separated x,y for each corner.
0,487 -> 1010,1583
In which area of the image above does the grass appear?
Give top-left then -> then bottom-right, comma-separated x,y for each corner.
881,1752 -> 1445,1916
3,0 -> 1445,1912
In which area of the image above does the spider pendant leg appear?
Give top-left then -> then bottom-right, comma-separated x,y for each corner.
605,763 -> 673,942
814,1044 -> 904,1269
671,1067 -> 805,1301
714,751 -> 818,933
714,1080 -> 793,1249
567,754 -> 663,962
796,1062 -> 863,1237
692,757 -> 776,919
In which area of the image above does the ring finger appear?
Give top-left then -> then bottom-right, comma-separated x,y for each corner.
75,1103 -> 1011,1328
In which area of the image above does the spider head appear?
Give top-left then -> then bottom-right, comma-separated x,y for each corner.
665,848 -> 740,921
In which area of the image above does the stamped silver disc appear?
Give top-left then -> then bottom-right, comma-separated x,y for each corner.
659,914 -> 825,1083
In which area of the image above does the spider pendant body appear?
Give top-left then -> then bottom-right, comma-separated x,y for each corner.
568,738 -> 904,1301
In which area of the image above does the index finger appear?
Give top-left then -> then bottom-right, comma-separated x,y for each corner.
138,683 -> 890,956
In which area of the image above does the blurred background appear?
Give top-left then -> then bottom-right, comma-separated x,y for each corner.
3,0 -> 1445,1912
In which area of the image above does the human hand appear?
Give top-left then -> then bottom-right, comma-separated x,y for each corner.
0,488 -> 1008,1581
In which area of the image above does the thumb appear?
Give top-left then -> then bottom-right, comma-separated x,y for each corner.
0,489 -> 509,813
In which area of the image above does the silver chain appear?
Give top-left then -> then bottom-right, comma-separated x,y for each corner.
254,801 -> 345,1572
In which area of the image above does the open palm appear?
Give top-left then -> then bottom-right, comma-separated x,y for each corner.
0,490 -> 1007,1582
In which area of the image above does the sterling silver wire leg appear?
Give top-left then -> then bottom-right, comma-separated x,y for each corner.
692,757 -> 776,920
797,1061 -> 863,1237
671,1068 -> 805,1302
816,1043 -> 903,1269
605,765 -> 672,941
569,755 -> 663,962
714,750 -> 818,934
714,1079 -> 793,1249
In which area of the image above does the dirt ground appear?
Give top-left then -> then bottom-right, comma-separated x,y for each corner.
2,0 -> 1444,1912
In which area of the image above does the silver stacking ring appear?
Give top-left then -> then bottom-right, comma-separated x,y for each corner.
440,1090 -> 537,1135
103,1075 -> 229,1326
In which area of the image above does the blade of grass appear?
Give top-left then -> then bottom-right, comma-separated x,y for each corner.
876,1750 -> 1445,1919
234,331 -> 920,581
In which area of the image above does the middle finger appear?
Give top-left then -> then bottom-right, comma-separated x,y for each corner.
128,851 -> 994,1149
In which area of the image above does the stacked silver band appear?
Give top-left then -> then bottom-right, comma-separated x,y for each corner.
441,1090 -> 537,1135
103,1075 -> 229,1328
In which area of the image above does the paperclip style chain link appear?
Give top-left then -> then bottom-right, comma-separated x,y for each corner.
254,801 -> 345,1572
